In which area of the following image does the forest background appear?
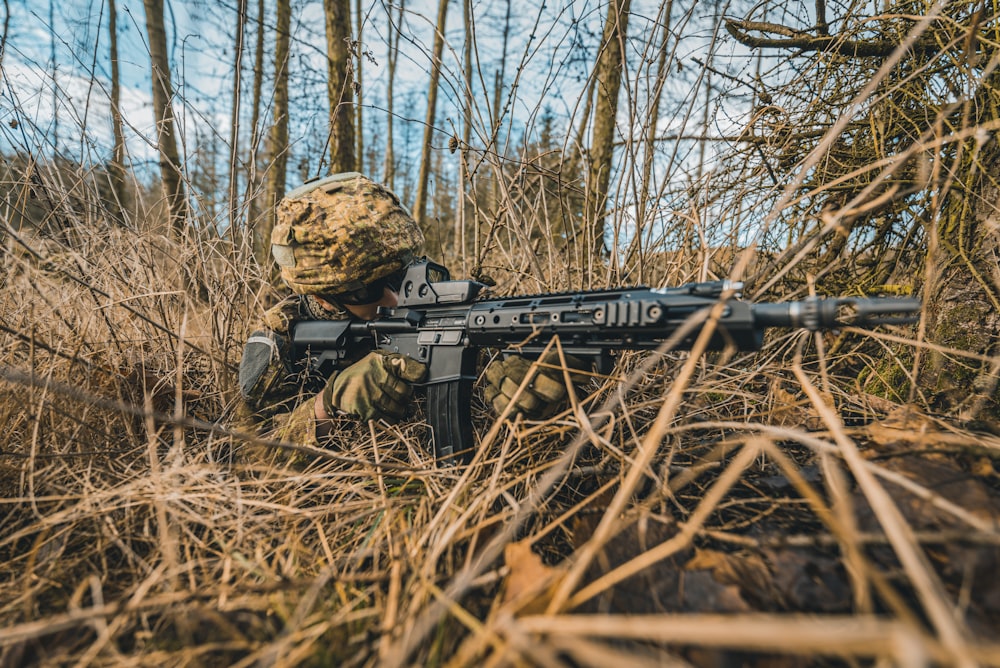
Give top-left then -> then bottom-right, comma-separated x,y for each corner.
1,0 -> 999,665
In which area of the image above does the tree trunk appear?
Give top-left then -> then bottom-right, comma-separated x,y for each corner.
246,0 -> 266,257
228,0 -> 247,232
249,0 -> 265,156
628,0 -> 672,280
143,0 -> 187,239
488,0 -> 512,213
0,0 -> 9,72
413,0 -> 449,224
108,0 -> 130,220
354,0 -> 363,172
640,2 -> 671,198
585,0 -> 631,256
323,0 -> 356,174
383,0 -> 404,189
458,0 -> 473,273
142,0 -> 188,238
919,97 -> 1000,423
50,2 -> 58,152
260,0 -> 291,270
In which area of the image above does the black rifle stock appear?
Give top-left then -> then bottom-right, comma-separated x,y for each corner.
292,259 -> 920,464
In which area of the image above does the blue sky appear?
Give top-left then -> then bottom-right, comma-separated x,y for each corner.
2,1 -> 741,150
1,0 -> 755,241
1,0 -> 597,167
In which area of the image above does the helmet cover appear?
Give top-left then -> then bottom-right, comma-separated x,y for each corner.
271,172 -> 424,295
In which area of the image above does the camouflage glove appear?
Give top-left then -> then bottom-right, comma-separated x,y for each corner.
484,351 -> 589,420
322,351 -> 427,423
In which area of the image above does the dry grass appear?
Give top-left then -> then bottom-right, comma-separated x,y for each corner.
2,1 -> 998,663
1,181 -> 998,668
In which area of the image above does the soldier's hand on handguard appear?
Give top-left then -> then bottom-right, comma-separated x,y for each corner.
322,351 -> 428,423
484,350 -> 589,420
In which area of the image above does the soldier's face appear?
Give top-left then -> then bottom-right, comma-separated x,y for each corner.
315,288 -> 398,320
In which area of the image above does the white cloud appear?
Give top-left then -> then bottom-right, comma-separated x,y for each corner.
1,57 -> 158,166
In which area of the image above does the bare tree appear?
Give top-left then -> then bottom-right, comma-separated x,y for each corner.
488,0 -> 512,211
457,0 -> 473,272
412,0 -> 449,224
585,0 -> 631,256
0,0 -> 9,70
323,0 -> 356,173
245,0 -> 266,244
259,0 -> 291,268
142,0 -> 188,237
249,0 -> 266,158
639,2 -> 672,200
382,0 -> 405,189
107,0 -> 129,218
626,0 -> 674,278
354,0 -> 364,172
228,0 -> 248,232
49,1 -> 58,152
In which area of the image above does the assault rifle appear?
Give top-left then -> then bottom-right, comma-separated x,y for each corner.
292,259 -> 920,464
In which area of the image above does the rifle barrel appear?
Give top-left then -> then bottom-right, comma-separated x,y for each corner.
752,296 -> 921,331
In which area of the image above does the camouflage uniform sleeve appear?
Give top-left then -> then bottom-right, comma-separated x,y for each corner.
235,296 -> 361,457
235,297 -> 326,450
238,297 -> 303,414
234,393 -> 320,468
272,397 -> 320,447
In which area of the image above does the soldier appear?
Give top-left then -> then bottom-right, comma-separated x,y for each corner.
238,173 -> 578,452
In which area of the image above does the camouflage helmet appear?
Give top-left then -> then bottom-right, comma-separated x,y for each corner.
271,172 -> 424,295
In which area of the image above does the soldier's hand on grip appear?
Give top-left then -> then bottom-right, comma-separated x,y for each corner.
484,351 -> 588,420
321,351 -> 428,423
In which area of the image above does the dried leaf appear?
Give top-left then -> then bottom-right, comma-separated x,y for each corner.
501,540 -> 561,615
865,404 -> 939,448
769,380 -> 833,430
971,456 -> 996,478
769,381 -> 809,427
677,570 -> 752,613
685,548 -> 775,607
